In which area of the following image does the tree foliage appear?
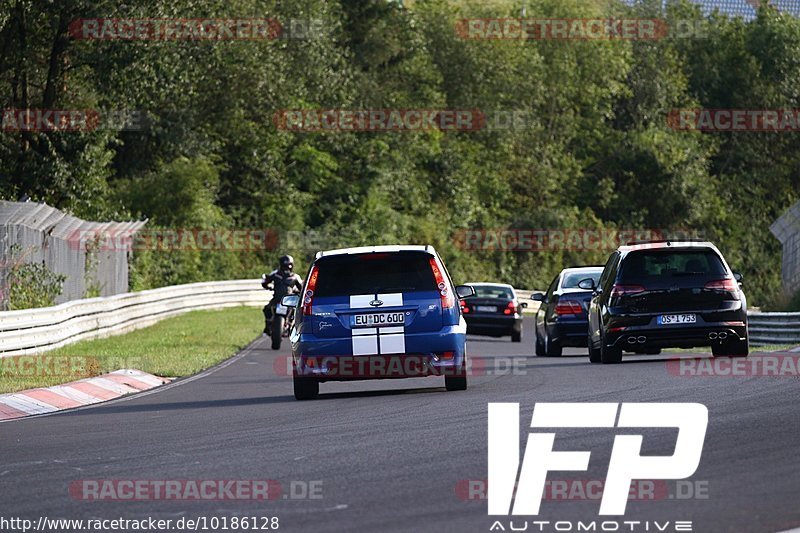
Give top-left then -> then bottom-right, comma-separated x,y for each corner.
1,0 -> 798,304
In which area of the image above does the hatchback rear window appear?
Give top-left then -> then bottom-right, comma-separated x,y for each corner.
312,252 -> 438,297
619,249 -> 727,280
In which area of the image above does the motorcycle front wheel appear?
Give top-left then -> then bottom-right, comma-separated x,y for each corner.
271,316 -> 284,350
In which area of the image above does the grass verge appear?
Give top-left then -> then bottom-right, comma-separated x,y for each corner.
0,306 -> 262,394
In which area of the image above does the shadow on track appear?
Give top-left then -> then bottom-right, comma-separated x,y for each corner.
63,385 -> 449,416
525,352 -> 717,369
314,386 -> 446,400
63,395 -> 298,416
466,337 -> 517,344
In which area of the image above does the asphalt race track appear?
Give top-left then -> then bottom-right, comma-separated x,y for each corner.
2,317 -> 799,533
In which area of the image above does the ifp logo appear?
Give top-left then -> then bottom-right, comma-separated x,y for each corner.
488,403 -> 708,516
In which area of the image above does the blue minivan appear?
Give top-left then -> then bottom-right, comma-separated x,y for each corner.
281,245 -> 475,400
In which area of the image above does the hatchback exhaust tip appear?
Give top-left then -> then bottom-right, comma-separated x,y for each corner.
637,336 -> 647,344
718,331 -> 728,340
708,332 -> 718,340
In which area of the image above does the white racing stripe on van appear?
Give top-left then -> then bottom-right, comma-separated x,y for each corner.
378,293 -> 403,306
350,294 -> 375,308
349,293 -> 406,356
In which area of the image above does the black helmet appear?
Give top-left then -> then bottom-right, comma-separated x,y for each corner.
279,254 -> 294,271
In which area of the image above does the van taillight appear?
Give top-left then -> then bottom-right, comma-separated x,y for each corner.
303,265 -> 319,315
429,256 -> 454,309
610,284 -> 646,298
704,278 -> 737,291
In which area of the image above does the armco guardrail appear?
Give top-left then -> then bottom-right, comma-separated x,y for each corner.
518,290 -> 797,347
748,311 -> 800,346
1,283 -> 791,356
0,279 -> 267,357
516,289 -> 541,314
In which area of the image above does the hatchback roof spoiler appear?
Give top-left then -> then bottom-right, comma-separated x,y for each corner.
625,239 -> 710,246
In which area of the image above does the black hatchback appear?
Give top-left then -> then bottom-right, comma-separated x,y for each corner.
583,241 -> 748,364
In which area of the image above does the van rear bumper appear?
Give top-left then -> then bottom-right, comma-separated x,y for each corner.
292,325 -> 466,381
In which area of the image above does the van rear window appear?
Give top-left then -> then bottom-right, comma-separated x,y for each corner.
312,252 -> 438,297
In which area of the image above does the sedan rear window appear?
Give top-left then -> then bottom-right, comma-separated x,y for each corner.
561,271 -> 601,289
619,250 -> 727,280
472,286 -> 514,299
312,252 -> 438,297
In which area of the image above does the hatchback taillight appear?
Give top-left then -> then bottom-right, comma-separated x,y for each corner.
554,300 -> 583,315
610,284 -> 646,298
429,256 -> 454,309
704,278 -> 737,291
302,265 -> 319,316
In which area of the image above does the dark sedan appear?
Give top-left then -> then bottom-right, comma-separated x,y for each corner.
461,283 -> 526,342
533,266 -> 603,356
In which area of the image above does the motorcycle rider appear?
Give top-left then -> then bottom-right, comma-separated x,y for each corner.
262,254 -> 303,334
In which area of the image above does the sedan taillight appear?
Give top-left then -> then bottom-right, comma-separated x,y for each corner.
554,300 -> 583,315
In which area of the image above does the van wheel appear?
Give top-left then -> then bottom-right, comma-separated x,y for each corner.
445,360 -> 467,391
271,316 -> 283,350
293,376 -> 319,400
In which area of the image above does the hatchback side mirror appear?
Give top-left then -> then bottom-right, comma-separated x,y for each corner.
281,294 -> 300,307
733,272 -> 743,284
531,292 -> 545,302
455,285 -> 475,299
578,278 -> 596,290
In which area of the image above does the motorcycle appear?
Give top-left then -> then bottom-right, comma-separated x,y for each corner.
262,274 -> 298,350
